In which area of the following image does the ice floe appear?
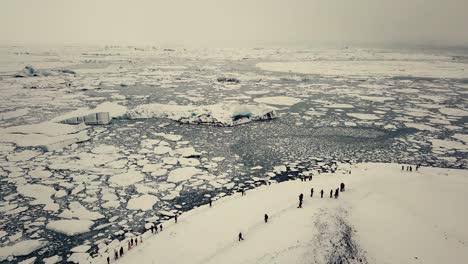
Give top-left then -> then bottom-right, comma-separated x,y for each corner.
167,167 -> 202,183
46,220 -> 94,236
253,96 -> 302,106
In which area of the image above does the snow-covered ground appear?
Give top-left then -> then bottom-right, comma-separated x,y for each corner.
95,163 -> 468,264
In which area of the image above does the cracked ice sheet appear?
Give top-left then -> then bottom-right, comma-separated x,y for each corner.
256,61 -> 468,79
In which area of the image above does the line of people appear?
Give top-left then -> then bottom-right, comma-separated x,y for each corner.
238,182 -> 346,242
108,235 -> 143,264
401,164 -> 421,172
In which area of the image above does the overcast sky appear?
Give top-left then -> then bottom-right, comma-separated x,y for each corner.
1,0 -> 467,47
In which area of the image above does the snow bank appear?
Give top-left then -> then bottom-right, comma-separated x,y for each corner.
46,220 -> 94,236
0,122 -> 89,151
0,240 -> 48,261
126,103 -> 277,126
51,102 -> 128,125
103,163 -> 468,264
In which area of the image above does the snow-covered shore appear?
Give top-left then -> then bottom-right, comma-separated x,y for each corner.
92,163 -> 468,264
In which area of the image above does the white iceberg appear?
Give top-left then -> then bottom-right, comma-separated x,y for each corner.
51,102 -> 128,125
126,103 -> 277,126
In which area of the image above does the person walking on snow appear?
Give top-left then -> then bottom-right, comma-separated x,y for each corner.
135,237 -> 138,246
340,182 -> 345,192
238,232 -> 244,241
320,189 -> 324,198
119,247 -> 124,257
209,199 -> 212,207
298,193 -> 304,208
330,189 -> 333,198
160,224 -> 163,231
107,256 -> 110,264
175,214 -> 178,224
310,188 -> 314,197
127,241 -> 131,250
264,213 -> 269,223
114,249 -> 118,260
334,188 -> 339,199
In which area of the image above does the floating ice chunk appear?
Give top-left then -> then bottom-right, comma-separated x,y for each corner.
439,108 -> 468,117
430,139 -> 467,151
405,123 -> 438,132
0,231 -> 6,239
0,123 -> 89,152
0,108 -> 29,120
51,102 -> 127,125
7,150 -> 41,162
71,245 -> 91,253
28,168 -> 52,179
172,147 -> 200,158
19,256 -> 36,264
159,210 -> 175,217
154,133 -> 182,141
134,184 -> 159,194
162,191 -> 179,200
17,184 -> 58,211
179,158 -> 200,166
253,96 -> 302,106
273,165 -> 287,173
154,146 -> 172,155
167,167 -> 202,183
325,103 -> 354,109
347,113 -> 380,120
91,145 -> 120,154
126,103 -> 277,126
43,255 -> 62,264
151,169 -> 168,177
452,134 -> 468,144
46,220 -> 94,236
67,252 -> 91,263
108,171 -> 144,186
127,195 -> 159,211
58,201 -> 104,220
0,240 -> 48,261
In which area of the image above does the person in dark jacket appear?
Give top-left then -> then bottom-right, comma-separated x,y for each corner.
114,249 -> 118,260
310,188 -> 314,197
320,189 -> 324,198
340,182 -> 345,192
298,193 -> 304,208
107,256 -> 110,264
119,247 -> 124,257
160,224 -> 163,231
264,213 -> 269,223
238,232 -> 244,241
334,188 -> 339,199
330,189 -> 333,198
175,214 -> 178,224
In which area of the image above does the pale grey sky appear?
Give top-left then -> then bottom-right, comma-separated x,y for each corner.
0,0 -> 467,47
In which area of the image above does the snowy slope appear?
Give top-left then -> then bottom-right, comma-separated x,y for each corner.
93,163 -> 468,264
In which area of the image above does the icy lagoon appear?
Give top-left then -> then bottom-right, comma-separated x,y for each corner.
0,46 -> 467,263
